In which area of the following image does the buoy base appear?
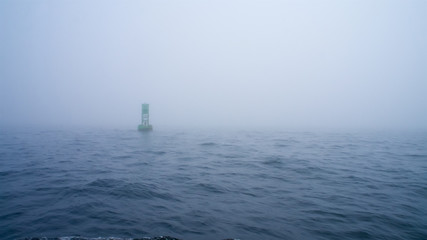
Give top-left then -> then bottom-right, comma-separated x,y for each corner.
138,125 -> 153,131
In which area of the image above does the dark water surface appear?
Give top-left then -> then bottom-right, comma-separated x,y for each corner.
1,128 -> 426,240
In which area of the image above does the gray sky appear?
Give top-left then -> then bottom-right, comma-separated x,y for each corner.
1,0 -> 426,130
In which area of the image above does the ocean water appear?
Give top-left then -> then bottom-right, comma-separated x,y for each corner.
0,128 -> 426,240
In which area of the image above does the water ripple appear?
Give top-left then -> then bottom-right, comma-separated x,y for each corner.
0,129 -> 426,240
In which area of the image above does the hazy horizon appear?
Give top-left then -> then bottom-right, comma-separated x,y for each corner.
1,0 -> 426,131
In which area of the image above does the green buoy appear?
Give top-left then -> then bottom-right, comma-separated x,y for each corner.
138,103 -> 153,131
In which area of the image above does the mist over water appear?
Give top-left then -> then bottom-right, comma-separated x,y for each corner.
0,0 -> 426,130
0,1 -> 426,240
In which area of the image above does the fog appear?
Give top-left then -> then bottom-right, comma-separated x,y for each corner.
1,0 -> 426,130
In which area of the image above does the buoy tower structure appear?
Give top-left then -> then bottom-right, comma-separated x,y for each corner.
138,103 -> 153,131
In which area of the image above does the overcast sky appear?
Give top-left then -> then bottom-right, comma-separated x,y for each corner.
1,0 -> 426,130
